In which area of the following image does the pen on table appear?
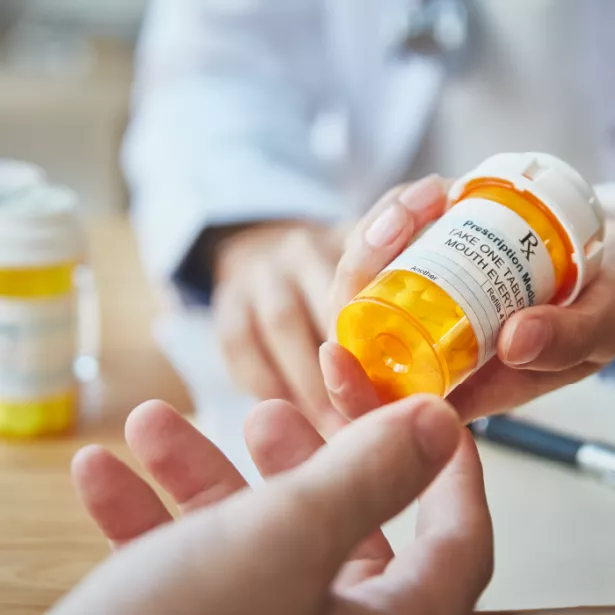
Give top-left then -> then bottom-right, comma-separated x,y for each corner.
469,414 -> 615,486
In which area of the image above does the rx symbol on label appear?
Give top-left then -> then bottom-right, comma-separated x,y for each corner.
520,231 -> 539,261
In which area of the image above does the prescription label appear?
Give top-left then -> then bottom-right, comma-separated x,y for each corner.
0,294 -> 76,400
385,198 -> 555,367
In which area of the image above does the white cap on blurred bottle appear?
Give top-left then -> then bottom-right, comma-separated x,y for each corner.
0,161 -> 84,267
0,159 -> 45,200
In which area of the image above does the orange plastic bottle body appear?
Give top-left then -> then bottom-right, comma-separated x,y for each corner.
337,178 -> 577,403
0,263 -> 77,438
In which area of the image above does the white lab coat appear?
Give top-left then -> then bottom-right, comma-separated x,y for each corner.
123,0 -> 614,291
122,0 -> 445,289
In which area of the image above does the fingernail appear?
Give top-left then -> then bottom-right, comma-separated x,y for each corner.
398,174 -> 446,212
411,396 -> 461,463
504,317 -> 552,366
364,203 -> 407,248
319,342 -> 344,392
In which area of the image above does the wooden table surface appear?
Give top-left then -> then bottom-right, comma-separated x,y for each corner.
0,218 -> 191,614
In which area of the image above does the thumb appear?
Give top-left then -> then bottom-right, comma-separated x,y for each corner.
255,394 -> 462,593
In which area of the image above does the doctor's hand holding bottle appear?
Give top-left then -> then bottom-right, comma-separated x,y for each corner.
211,176 -> 449,436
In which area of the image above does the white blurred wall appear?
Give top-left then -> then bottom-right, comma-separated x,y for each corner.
0,0 -> 609,213
412,0 -> 610,185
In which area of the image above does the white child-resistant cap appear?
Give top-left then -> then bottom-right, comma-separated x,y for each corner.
449,152 -> 606,305
594,182 -> 615,217
0,183 -> 85,268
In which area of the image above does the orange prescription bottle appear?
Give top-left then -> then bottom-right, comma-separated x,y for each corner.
0,179 -> 85,437
337,153 -> 606,402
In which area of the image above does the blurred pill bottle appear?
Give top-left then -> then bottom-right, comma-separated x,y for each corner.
337,153 -> 605,402
0,160 -> 98,438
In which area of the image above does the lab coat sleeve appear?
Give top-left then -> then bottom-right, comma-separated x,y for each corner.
122,0 -> 345,301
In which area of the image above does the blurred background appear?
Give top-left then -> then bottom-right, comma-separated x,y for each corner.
0,0 -> 145,214
0,0 -> 611,219
0,4 -> 614,611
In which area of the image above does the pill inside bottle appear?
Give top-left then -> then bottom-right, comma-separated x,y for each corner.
337,153 -> 606,403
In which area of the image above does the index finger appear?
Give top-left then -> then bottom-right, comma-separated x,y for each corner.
329,175 -> 449,336
245,399 -> 394,565
261,395 -> 462,584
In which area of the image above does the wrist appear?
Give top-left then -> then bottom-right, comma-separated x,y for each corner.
212,220 -> 317,286
206,224 -> 256,286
